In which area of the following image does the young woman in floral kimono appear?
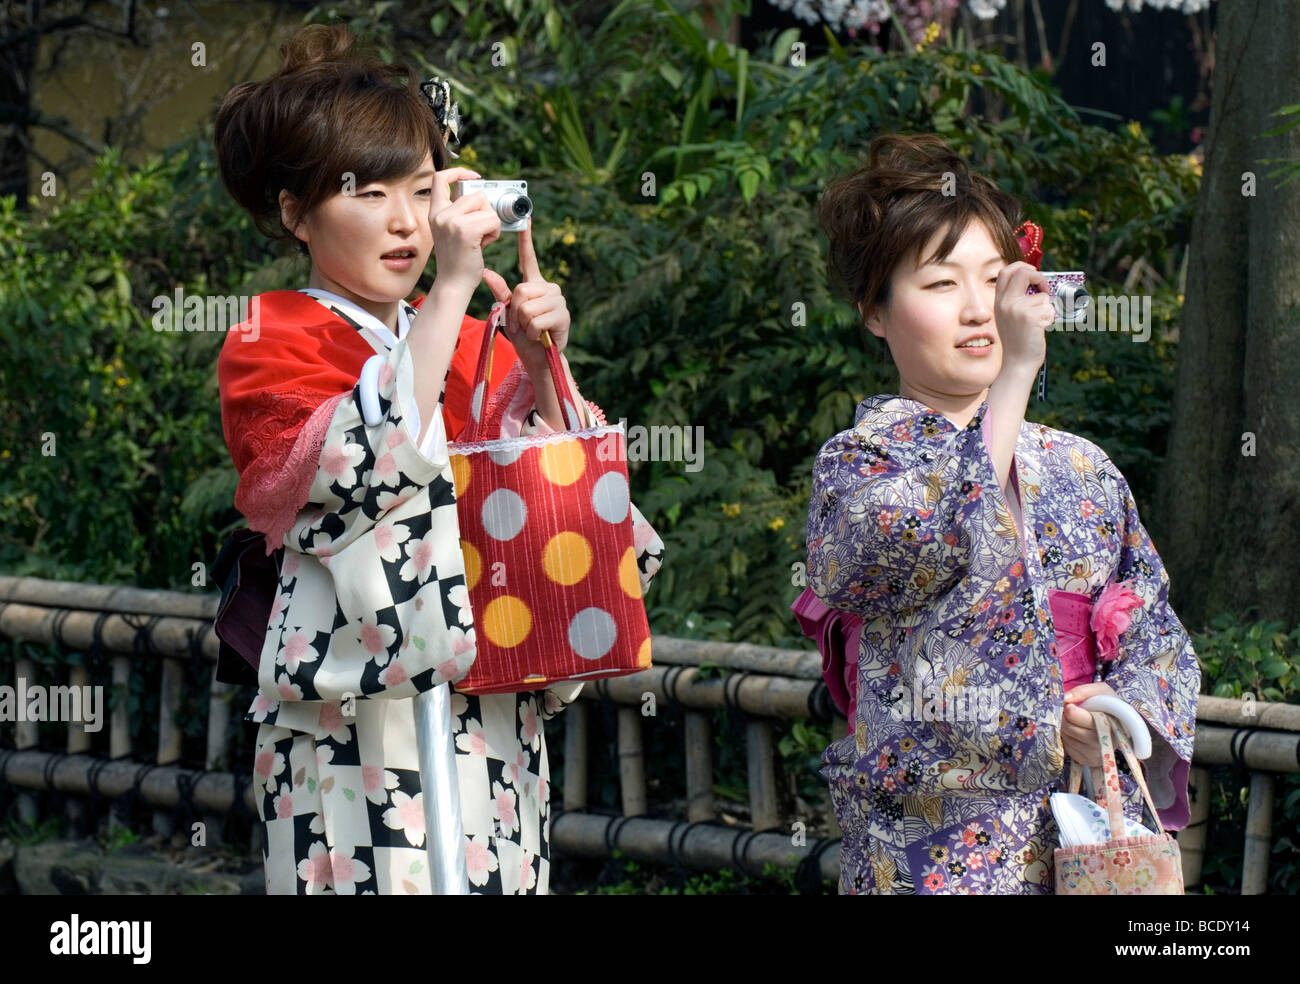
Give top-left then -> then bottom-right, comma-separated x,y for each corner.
213,25 -> 662,894
799,134 -> 1200,894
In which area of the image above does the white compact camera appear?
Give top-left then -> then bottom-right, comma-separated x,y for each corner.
1030,271 -> 1089,323
450,179 -> 532,232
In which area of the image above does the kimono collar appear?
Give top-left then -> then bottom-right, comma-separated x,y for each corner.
854,394 -> 989,434
298,287 -> 416,349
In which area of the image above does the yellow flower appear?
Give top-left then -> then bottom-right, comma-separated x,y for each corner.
1187,155 -> 1202,177
460,146 -> 479,164
971,63 -> 981,75
562,232 -> 576,245
1126,120 -> 1143,139
721,502 -> 742,517
1,449 -> 10,459
924,22 -> 941,44
114,377 -> 128,387
768,517 -> 785,531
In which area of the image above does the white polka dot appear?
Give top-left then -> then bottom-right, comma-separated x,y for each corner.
471,381 -> 485,422
481,488 -> 527,541
568,607 -> 617,660
489,444 -> 526,466
591,471 -> 629,524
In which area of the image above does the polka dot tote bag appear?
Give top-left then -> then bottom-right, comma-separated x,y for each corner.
446,301 -> 652,694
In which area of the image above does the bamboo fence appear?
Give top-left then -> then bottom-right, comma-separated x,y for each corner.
1,574 -> 1297,894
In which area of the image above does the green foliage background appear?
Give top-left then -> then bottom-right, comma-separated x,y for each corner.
1,0 -> 1294,893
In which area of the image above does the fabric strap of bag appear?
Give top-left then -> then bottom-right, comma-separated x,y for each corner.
1067,711 -> 1170,839
462,300 -> 583,442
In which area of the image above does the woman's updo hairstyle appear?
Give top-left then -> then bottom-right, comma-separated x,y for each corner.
817,133 -> 1024,355
215,24 -> 450,248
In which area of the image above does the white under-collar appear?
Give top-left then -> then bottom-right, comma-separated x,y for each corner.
299,287 -> 412,347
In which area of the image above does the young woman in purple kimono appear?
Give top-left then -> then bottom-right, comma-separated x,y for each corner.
797,134 -> 1200,894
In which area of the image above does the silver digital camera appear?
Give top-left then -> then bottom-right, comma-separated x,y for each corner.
1030,271 -> 1089,323
450,179 -> 532,231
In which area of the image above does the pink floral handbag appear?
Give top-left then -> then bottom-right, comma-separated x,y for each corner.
1055,711 -> 1185,895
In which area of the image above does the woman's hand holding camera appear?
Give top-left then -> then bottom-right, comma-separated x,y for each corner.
992,261 -> 1054,376
428,166 -> 501,298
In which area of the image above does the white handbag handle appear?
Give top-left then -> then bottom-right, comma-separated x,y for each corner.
1079,694 -> 1151,760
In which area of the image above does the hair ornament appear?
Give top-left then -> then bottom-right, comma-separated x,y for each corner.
419,77 -> 463,158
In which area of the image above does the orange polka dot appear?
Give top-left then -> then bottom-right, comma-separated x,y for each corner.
482,595 -> 532,648
637,636 -> 652,668
543,532 -> 593,586
450,454 -> 471,498
462,541 -> 482,591
618,546 -> 642,599
539,441 -> 586,486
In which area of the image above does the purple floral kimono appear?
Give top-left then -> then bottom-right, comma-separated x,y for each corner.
806,394 -> 1200,895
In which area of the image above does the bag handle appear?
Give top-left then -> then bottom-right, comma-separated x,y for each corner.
1067,710 -> 1169,838
462,300 -> 583,442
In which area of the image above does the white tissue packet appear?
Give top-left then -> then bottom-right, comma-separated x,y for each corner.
1050,792 -> 1156,847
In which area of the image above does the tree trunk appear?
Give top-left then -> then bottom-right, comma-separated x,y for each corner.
0,0 -> 42,201
1157,1 -> 1300,630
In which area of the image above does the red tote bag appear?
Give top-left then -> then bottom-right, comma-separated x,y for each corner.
447,302 -> 652,694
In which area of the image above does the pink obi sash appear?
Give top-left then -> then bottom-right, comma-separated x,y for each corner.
791,581 -> 1144,734
1046,589 -> 1098,693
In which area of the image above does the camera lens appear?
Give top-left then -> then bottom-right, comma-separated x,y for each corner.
1054,284 -> 1089,323
495,192 -> 532,223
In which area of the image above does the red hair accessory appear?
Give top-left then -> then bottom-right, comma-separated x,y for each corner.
1016,220 -> 1044,270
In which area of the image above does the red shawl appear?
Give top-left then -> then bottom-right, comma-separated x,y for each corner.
217,290 -> 516,554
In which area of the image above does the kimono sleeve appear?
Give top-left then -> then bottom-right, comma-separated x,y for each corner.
1095,457 -> 1201,829
263,336 -> 476,710
807,411 -> 994,620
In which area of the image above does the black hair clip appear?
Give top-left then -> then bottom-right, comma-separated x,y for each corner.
419,77 -> 463,158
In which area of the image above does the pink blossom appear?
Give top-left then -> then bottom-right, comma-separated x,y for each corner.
302,847 -> 334,887
254,750 -> 278,779
283,633 -> 310,670
495,786 -> 518,831
318,702 -> 343,734
360,621 -> 386,654
320,443 -> 353,479
1090,579 -> 1145,661
381,660 -> 409,687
